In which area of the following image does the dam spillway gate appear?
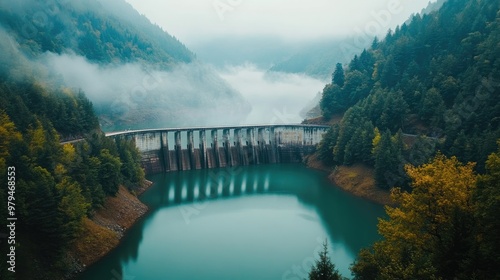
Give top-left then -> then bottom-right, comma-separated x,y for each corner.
107,125 -> 329,174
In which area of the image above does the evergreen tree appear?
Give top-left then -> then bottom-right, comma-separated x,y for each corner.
332,63 -> 345,87
98,149 -> 122,196
309,240 -> 343,280
1,76 -> 146,279
373,130 -> 403,189
474,141 -> 500,278
320,0 -> 500,180
317,125 -> 339,165
320,84 -> 346,117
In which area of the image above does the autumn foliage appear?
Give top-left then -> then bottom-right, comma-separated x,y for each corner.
351,150 -> 500,279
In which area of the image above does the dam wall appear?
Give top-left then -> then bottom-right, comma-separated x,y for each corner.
108,125 -> 329,174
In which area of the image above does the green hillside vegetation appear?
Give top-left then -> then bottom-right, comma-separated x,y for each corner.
318,0 -> 500,189
0,77 -> 145,279
0,0 -> 250,130
314,0 -> 500,278
0,0 -> 193,68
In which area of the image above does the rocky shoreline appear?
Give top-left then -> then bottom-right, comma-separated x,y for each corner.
67,180 -> 153,279
305,154 -> 392,205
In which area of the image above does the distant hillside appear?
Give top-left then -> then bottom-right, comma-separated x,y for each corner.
269,38 -> 348,80
191,35 -> 298,69
270,0 -> 449,80
0,0 -> 250,129
419,0 -> 447,16
0,52 -> 150,280
317,0 -> 500,189
0,0 -> 192,67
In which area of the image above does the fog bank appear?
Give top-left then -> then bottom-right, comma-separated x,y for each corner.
217,64 -> 326,125
40,53 -> 251,130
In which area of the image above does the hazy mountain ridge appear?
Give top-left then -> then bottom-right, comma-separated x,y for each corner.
0,0 -> 250,129
190,35 -> 300,69
269,0 -> 449,80
268,38 -> 348,80
0,0 -> 193,66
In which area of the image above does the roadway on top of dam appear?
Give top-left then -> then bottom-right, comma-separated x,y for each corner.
105,123 -> 331,137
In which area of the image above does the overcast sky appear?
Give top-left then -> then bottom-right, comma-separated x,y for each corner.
125,0 -> 435,44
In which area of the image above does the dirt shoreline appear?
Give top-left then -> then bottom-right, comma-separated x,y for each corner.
305,154 -> 393,205
67,180 -> 153,278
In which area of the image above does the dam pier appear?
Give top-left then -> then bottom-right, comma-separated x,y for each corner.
107,124 -> 329,174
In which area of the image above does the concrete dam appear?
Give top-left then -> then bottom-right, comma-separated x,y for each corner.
107,124 -> 329,174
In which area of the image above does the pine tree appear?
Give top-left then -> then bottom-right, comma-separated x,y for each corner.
98,149 -> 122,196
332,63 -> 345,87
474,141 -> 500,278
309,240 -> 343,280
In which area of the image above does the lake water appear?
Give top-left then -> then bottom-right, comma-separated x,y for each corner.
78,164 -> 385,280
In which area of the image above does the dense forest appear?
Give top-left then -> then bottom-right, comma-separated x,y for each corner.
0,2 -> 156,274
1,0 -> 499,278
0,1 -> 212,278
0,78 -> 145,279
315,0 -> 500,278
0,0 -> 193,67
318,0 -> 500,189
0,0 -> 250,130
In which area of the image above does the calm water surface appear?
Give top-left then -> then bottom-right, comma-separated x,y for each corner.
79,164 -> 385,280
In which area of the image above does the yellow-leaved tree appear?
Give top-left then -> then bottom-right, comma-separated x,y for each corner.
352,155 -> 477,280
0,111 -> 22,171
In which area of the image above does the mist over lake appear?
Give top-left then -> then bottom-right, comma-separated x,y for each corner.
217,64 -> 326,125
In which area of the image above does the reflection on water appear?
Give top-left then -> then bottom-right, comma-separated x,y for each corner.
79,164 -> 385,280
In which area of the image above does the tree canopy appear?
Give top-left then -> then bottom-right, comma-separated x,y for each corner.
0,77 -> 145,279
318,0 -> 500,189
351,150 -> 500,279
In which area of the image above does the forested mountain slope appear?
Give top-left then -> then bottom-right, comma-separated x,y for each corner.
0,76 -> 146,280
0,0 -> 208,278
0,0 -> 193,66
313,1 -> 500,278
0,0 -> 250,129
318,0 -> 500,189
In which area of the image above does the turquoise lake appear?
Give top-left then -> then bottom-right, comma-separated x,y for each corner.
79,164 -> 385,280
